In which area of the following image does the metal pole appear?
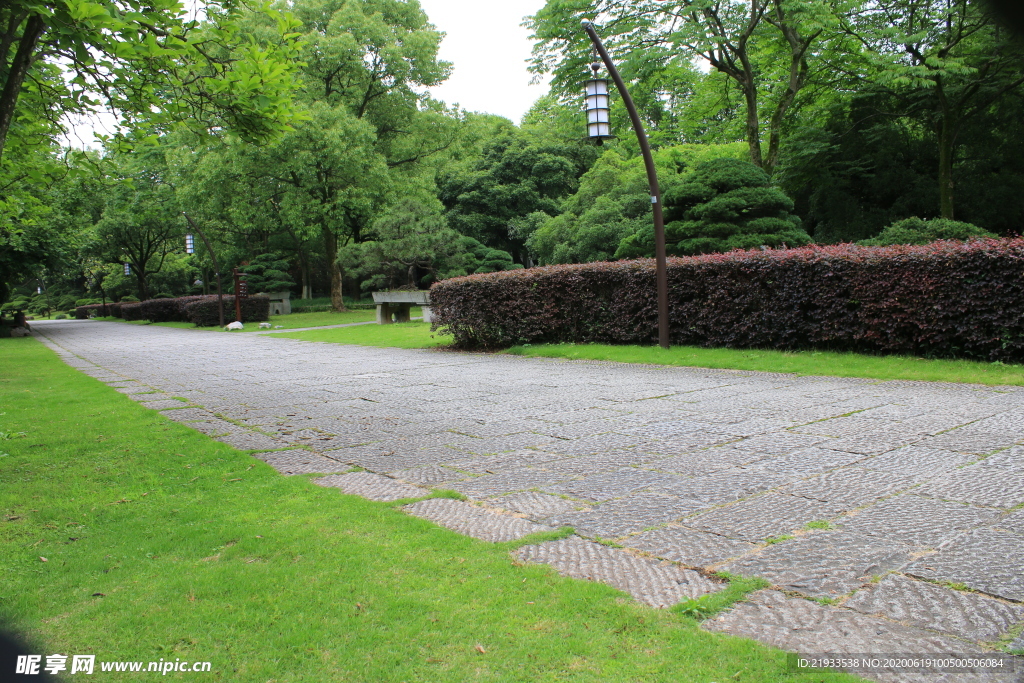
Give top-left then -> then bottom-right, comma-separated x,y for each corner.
582,20 -> 670,349
232,268 -> 242,323
182,213 -> 225,327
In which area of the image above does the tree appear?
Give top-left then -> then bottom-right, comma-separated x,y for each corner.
0,0 -> 307,165
91,149 -> 184,301
238,252 -> 295,293
528,0 -> 846,174
839,0 -> 1024,218
437,131 -> 596,264
527,143 -> 747,265
616,157 -> 809,257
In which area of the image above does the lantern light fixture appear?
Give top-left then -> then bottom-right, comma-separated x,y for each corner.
185,233 -> 195,254
585,62 -> 611,140
124,263 -> 131,276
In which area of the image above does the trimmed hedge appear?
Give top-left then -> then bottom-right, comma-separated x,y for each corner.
429,239 -> 1024,361
183,295 -> 269,327
74,303 -> 122,319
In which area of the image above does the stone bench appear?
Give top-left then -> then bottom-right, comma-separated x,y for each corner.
371,291 -> 432,324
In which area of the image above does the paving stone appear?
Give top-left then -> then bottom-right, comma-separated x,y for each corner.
545,494 -> 709,539
994,509 -> 1024,535
823,434 -> 921,456
844,574 -> 1024,642
979,446 -> 1024,471
254,450 -> 351,475
450,470 -> 568,499
648,469 -> 796,504
644,448 -> 767,475
860,446 -> 978,481
314,472 -> 426,501
491,491 -> 585,519
161,407 -> 215,422
535,451 -> 653,476
114,385 -> 157,395
404,498 -> 551,542
919,429 -> 1022,455
721,531 -> 912,598
702,590 -> 1005,683
836,494 -> 1000,548
782,467 -> 918,508
540,433 -> 640,456
216,432 -> 291,451
733,432 -> 835,455
544,469 -> 667,502
516,537 -> 721,608
623,527 -> 756,567
140,399 -> 191,411
904,528 -> 1024,601
748,447 -> 867,476
916,464 -> 1024,508
390,465 -> 468,487
687,493 -> 847,542
791,416 -> 903,438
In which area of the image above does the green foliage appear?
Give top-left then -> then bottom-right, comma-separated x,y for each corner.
239,252 -> 295,293
438,132 -> 597,263
616,158 -> 809,258
457,237 -> 522,275
857,217 -> 997,246
527,144 -> 748,265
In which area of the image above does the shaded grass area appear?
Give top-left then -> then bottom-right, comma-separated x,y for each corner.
278,321 -> 452,349
505,343 -> 1024,387
91,309 -> 382,331
0,337 -> 860,682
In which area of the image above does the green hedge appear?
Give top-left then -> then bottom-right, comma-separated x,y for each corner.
429,239 -> 1024,361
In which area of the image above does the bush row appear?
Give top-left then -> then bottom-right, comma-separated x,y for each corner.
429,239 -> 1024,362
75,296 -> 269,327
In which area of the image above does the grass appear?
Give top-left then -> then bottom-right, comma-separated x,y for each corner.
0,336 -> 862,682
505,343 -> 1024,387
90,308 -> 422,332
278,321 -> 453,349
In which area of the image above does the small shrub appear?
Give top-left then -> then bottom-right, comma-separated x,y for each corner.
55,314 -> 67,320
858,217 -> 996,246
184,295 -> 270,327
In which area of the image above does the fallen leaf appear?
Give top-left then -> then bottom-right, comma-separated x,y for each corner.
92,593 -> 105,597
474,645 -> 486,654
39,557 -> 48,562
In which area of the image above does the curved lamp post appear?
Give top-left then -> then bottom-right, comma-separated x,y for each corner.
581,19 -> 670,349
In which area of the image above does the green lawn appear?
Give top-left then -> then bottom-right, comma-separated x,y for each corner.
279,321 -> 452,348
0,337 -> 858,682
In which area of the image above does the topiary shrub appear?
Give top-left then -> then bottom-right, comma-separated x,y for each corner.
238,253 -> 295,293
430,238 -> 1024,361
120,302 -> 145,321
616,158 -> 811,258
857,217 -> 997,246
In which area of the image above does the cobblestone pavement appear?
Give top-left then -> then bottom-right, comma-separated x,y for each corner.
34,320 -> 1024,681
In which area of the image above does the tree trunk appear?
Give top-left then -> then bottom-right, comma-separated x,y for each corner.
938,114 -> 955,220
0,14 -> 46,165
136,270 -> 149,301
742,77 -> 763,169
322,227 -> 346,311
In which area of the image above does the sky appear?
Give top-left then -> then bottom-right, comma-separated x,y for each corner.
61,0 -> 552,148
417,0 -> 551,123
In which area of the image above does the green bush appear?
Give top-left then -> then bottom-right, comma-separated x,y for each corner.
55,314 -> 67,320
238,253 -> 295,293
857,217 -> 997,246
616,158 -> 811,258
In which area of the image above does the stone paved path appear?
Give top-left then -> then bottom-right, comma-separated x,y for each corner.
32,320 -> 1024,681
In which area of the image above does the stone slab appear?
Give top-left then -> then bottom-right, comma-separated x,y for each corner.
904,528 -> 1024,601
490,491 -> 584,519
544,494 -> 709,540
254,450 -> 352,475
516,536 -> 721,608
544,469 -> 667,502
686,493 -> 847,542
161,407 -> 215,422
782,467 -> 918,509
748,447 -> 867,476
916,464 -> 1024,508
836,494 -> 1000,548
535,451 -> 653,475
314,472 -> 426,501
860,446 -> 978,482
445,450 -> 564,474
648,469 -> 794,505
404,498 -> 551,542
216,432 -> 291,451
702,590 -> 1006,683
644,448 -> 767,476
623,527 -> 756,568
994,509 -> 1024,535
450,470 -> 568,499
721,530 -> 912,598
844,574 -> 1024,642
391,465 -> 468,487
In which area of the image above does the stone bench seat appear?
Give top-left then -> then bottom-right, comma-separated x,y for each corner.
371,291 -> 432,324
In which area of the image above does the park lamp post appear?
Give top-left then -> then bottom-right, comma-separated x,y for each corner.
581,20 -> 670,349
183,214 -> 227,327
